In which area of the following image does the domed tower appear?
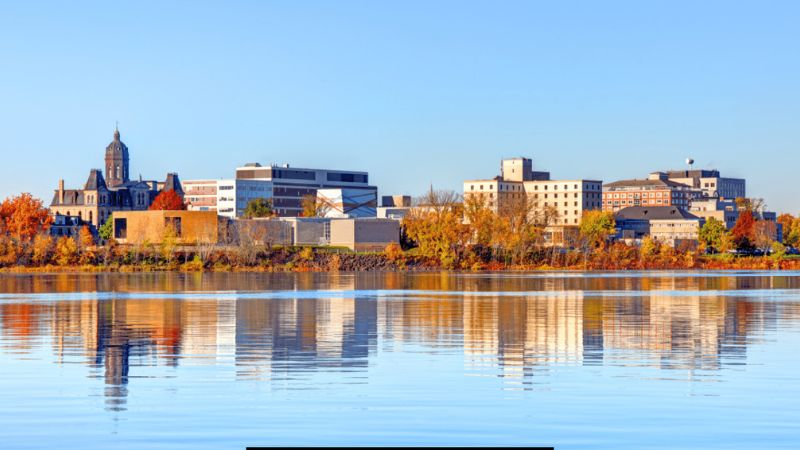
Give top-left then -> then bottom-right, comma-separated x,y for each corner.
105,126 -> 130,188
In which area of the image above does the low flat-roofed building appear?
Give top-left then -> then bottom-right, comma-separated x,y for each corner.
49,214 -> 82,238
689,198 -> 740,229
329,218 -> 400,252
377,206 -> 412,220
381,195 -> 412,208
615,206 -> 704,247
112,210 -> 220,245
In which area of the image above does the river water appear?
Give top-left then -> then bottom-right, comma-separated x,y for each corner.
1,271 -> 799,449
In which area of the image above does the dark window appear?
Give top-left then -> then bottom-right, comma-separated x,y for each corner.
274,169 -> 315,180
327,172 -> 367,183
165,217 -> 182,237
114,218 -> 127,239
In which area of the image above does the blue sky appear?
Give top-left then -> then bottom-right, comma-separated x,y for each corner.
1,1 -> 798,212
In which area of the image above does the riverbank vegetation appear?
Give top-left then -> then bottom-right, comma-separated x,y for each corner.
1,191 -> 799,272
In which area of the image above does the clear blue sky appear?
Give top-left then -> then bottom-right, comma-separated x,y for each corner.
1,1 -> 798,212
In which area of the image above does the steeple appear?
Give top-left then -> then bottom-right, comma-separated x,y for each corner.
105,126 -> 130,188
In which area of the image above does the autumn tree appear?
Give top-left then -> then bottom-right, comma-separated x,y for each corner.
403,189 -> 470,268
55,236 -> 78,266
495,195 -> 544,264
753,220 -> 777,254
0,193 -> 53,243
243,198 -> 275,219
463,195 -> 499,248
777,213 -> 800,248
301,194 -> 329,218
579,210 -> 616,249
149,190 -> 186,211
698,217 -> 728,253
731,210 -> 756,250
31,234 -> 55,265
736,197 -> 766,215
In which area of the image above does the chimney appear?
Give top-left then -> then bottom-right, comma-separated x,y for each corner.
58,179 -> 65,204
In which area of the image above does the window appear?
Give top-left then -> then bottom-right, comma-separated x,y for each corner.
165,217 -> 182,236
327,172 -> 367,183
114,218 -> 127,239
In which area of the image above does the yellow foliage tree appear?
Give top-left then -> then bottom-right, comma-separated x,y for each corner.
402,189 -> 470,268
55,236 -> 78,266
32,233 -> 55,265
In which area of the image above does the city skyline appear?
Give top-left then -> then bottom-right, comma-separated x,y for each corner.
1,1 -> 799,212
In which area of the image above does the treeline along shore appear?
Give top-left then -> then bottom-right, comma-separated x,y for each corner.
2,191 -> 800,273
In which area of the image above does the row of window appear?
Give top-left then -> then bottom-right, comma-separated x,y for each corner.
469,183 -> 600,192
604,191 -> 681,199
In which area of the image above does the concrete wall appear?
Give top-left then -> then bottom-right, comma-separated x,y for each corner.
294,219 -> 329,245
113,210 -> 219,245
329,219 -> 399,251
234,219 -> 293,246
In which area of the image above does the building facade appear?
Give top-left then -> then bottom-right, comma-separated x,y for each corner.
614,206 -> 704,247
112,210 -> 219,245
664,169 -> 745,200
463,157 -> 602,226
49,128 -> 183,233
603,173 -> 703,212
230,163 -> 377,217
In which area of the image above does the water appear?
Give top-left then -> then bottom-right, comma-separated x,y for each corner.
1,271 -> 799,449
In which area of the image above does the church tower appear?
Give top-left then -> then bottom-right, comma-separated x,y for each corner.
104,126 -> 130,188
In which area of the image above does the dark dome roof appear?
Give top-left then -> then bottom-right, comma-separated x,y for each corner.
105,127 -> 129,159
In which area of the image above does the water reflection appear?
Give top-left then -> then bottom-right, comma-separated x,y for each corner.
1,272 -> 800,412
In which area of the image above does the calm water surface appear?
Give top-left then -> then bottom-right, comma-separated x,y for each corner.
1,271 -> 800,449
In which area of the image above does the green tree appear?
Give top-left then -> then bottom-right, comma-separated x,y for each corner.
243,198 -> 275,219
98,216 -> 113,241
579,210 -> 616,248
698,217 -> 728,252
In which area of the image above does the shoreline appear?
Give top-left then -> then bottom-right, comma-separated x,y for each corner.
2,258 -> 799,274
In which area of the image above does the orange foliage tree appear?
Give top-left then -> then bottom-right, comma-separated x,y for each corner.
0,193 -> 53,242
149,190 -> 186,211
731,210 -> 756,250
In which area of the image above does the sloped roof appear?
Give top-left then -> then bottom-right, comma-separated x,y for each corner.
84,169 -> 107,190
615,206 -> 700,221
604,179 -> 685,189
50,189 -> 84,206
163,173 -> 184,195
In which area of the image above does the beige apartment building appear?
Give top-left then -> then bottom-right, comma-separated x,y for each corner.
463,157 -> 602,226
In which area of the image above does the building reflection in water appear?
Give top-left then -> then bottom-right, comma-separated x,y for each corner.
1,272 -> 800,406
